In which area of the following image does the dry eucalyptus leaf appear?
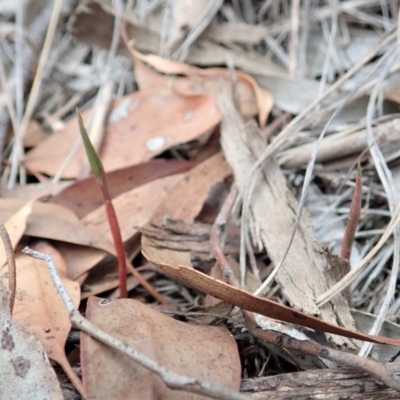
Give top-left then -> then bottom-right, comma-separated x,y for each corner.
25,90 -> 220,178
148,153 -> 232,268
0,242 -> 82,392
81,296 -> 241,400
0,199 -> 115,255
83,174 -> 182,247
0,181 -> 70,200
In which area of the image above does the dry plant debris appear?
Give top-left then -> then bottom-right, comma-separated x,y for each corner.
2,1 -> 400,399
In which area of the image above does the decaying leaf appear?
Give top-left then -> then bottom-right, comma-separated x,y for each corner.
81,296 -> 241,399
25,90 -> 220,178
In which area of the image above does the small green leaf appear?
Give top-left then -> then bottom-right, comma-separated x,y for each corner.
76,109 -> 103,182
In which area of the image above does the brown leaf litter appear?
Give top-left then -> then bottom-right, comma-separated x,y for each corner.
3,1 -> 400,399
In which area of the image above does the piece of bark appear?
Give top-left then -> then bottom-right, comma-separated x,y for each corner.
219,95 -> 356,348
139,219 -> 240,259
241,364 -> 400,399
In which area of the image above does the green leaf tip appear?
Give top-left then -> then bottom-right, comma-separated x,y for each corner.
357,161 -> 363,178
76,108 -> 103,182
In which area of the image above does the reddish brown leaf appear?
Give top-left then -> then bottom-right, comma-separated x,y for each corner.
52,159 -> 194,217
142,237 -> 400,347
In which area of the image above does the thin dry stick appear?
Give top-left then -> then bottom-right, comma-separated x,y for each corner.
314,46 -> 400,307
262,112 -> 291,140
22,247 -> 250,400
173,0 -> 224,61
0,225 -> 16,314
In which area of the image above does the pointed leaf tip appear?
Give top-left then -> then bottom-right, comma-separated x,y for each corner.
76,108 -> 103,182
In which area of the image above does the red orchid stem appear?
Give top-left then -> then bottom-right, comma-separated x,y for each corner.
100,182 -> 128,298
76,109 -> 127,298
341,163 -> 362,260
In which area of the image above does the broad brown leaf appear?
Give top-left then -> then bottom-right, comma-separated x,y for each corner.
25,90 -> 220,178
81,296 -> 241,399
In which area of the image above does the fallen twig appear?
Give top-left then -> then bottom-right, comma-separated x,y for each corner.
22,246 -> 250,400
